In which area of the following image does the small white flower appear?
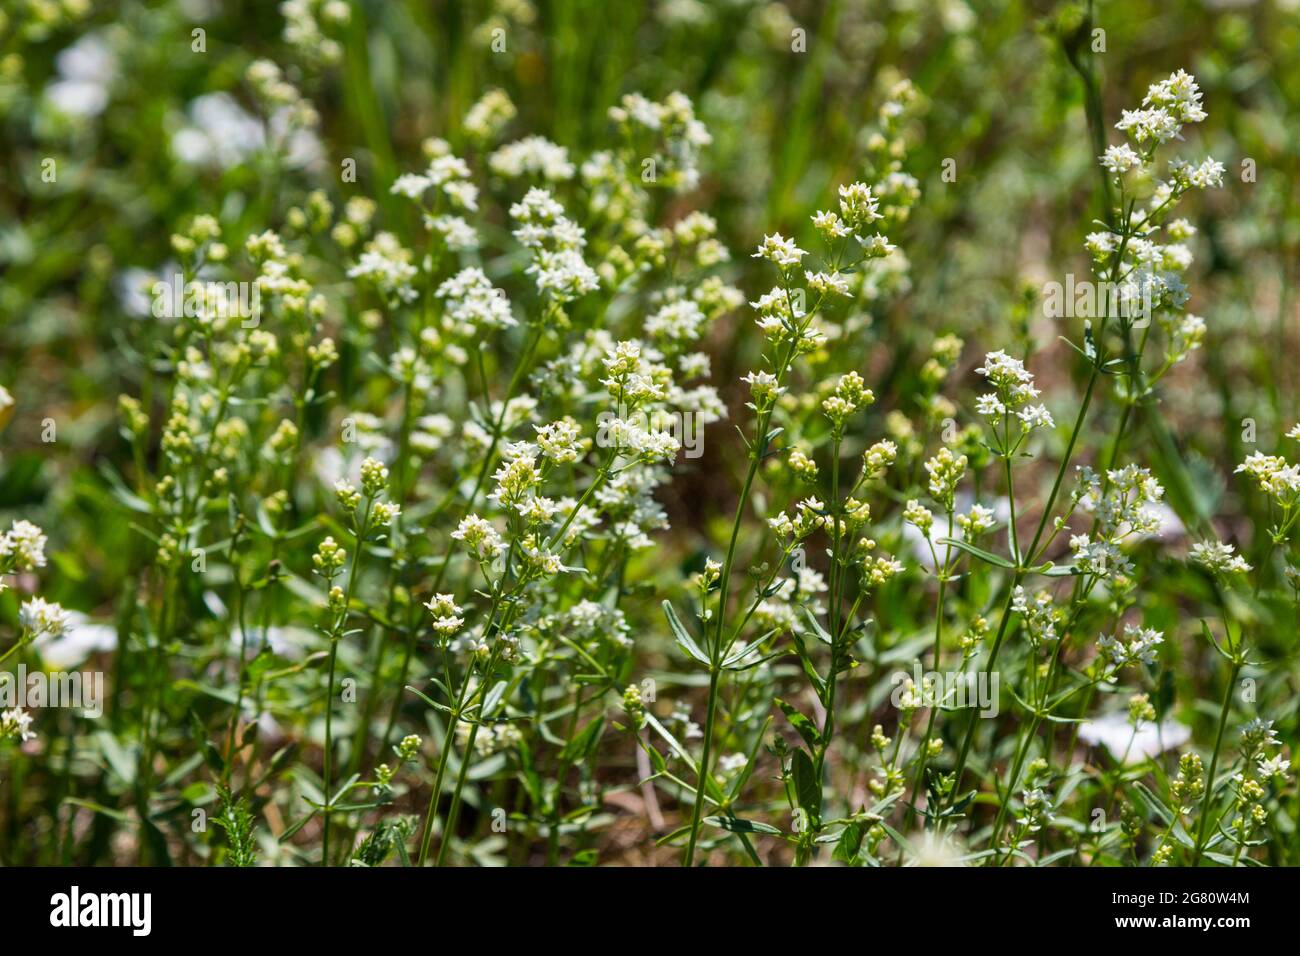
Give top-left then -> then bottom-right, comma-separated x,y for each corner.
1017,404 -> 1055,431
1,707 -> 35,743
1100,144 -> 1143,174
390,173 -> 432,198
1116,107 -> 1181,145
489,136 -> 575,181
742,370 -> 784,401
451,514 -> 505,562
1190,540 -> 1251,575
19,597 -> 70,637
3,520 -> 48,571
752,233 -> 805,268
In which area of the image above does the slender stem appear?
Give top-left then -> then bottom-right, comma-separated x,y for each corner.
683,396 -> 773,868
904,574 -> 948,828
813,434 -> 846,789
422,455 -> 610,866
945,363 -> 1103,808
0,633 -> 32,668
682,292 -> 809,866
384,324 -> 544,753
353,381 -> 415,769
435,694 -> 486,867
990,713 -> 1041,858
683,667 -> 721,867
682,456 -> 758,867
1003,412 -> 1023,565
223,521 -> 250,777
322,502 -> 372,866
1192,660 -> 1239,866
1026,363 -> 1101,564
430,323 -> 545,592
321,637 -> 340,865
421,562 -> 512,866
416,660 -> 476,867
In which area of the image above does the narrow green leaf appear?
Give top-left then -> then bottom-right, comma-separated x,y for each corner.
791,748 -> 821,821
704,815 -> 782,835
663,600 -> 711,666
774,698 -> 821,750
937,537 -> 1016,569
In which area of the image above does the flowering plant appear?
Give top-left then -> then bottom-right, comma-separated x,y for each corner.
1,1 -> 1296,870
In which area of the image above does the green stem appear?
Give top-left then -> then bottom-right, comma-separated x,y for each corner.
384,325 -> 544,751
416,660 -> 476,867
945,363 -> 1103,809
321,637 -> 340,865
1192,660 -> 1239,866
683,446 -> 762,868
683,666 -> 722,867
322,502 -> 372,866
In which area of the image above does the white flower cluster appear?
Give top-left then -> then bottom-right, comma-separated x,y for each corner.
767,497 -> 830,543
973,350 -> 1053,431
347,232 -> 420,304
509,188 -> 600,305
0,519 -> 48,574
424,593 -> 465,638
489,135 -> 575,181
597,343 -> 682,464
0,518 -> 66,746
1012,587 -> 1064,646
1,707 -> 35,743
1068,465 -> 1166,582
607,92 -> 711,191
19,596 -> 70,637
1087,71 -> 1220,351
645,299 -> 706,344
752,233 -> 806,269
1237,450 -> 1300,508
923,447 -> 967,507
1098,624 -> 1165,677
1189,540 -> 1251,576
956,503 -> 996,541
549,599 -> 632,648
389,144 -> 479,211
435,267 -> 517,331
280,0 -> 350,65
451,514 -> 506,563
1115,70 -> 1206,145
1,521 -> 67,741
463,88 -> 516,142
458,718 -> 523,757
